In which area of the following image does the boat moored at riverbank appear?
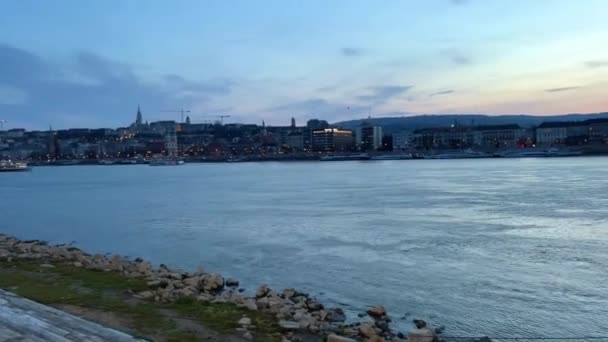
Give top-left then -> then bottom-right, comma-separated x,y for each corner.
320,153 -> 370,161
149,159 -> 185,166
499,148 -> 583,158
0,160 -> 30,172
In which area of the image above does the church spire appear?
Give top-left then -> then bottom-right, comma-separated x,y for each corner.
136,105 -> 143,126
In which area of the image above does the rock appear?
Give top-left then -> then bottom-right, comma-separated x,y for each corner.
435,325 -> 445,334
396,332 -> 405,339
202,273 -> 224,293
226,278 -> 239,287
326,334 -> 357,342
73,261 -> 83,268
256,297 -> 270,309
242,331 -> 253,340
278,320 -> 300,330
375,320 -> 390,332
368,336 -> 385,342
147,279 -> 168,289
325,308 -> 346,322
357,312 -> 367,318
282,288 -> 296,300
196,293 -> 215,302
135,291 -> 155,299
108,255 -> 124,271
306,299 -> 324,311
479,337 -> 493,342
238,317 -> 252,326
407,327 -> 435,342
359,323 -> 377,338
367,306 -> 386,318
238,288 -> 246,293
136,261 -> 152,274
240,298 -> 258,311
39,263 -> 55,268
256,284 -> 271,298
413,319 -> 427,328
183,275 -> 203,288
168,272 -> 183,280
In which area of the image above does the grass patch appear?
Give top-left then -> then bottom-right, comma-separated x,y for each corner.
0,259 -> 283,341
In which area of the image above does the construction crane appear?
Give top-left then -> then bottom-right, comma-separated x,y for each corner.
161,109 -> 191,123
0,120 -> 6,129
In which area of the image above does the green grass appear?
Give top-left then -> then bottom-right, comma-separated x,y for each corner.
0,259 -> 282,341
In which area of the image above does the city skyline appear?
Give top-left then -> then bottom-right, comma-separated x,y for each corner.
1,0 -> 608,130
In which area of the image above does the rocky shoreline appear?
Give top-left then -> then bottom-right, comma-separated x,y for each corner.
0,234 -> 478,342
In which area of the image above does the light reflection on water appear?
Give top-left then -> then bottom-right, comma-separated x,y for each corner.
1,157 -> 608,338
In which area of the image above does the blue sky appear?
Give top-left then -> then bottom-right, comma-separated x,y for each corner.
1,0 -> 607,129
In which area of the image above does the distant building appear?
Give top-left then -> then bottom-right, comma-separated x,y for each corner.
473,124 -> 527,148
136,105 -> 143,126
355,125 -> 383,150
285,132 -> 304,150
291,117 -> 296,128
392,131 -> 413,151
535,121 -> 589,146
306,119 -> 329,130
150,121 -> 177,135
588,118 -> 608,143
7,129 -> 25,138
312,128 -> 353,152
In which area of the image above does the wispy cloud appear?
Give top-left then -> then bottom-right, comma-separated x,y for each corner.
340,47 -> 364,57
585,60 -> 608,69
545,86 -> 580,93
430,90 -> 455,96
451,55 -> 471,65
357,85 -> 413,104
441,49 -> 472,65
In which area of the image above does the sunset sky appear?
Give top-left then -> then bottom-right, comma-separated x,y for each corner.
1,0 -> 607,129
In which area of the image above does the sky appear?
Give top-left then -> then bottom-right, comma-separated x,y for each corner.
1,0 -> 607,130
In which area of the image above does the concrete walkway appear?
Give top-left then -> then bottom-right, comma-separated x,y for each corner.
0,289 -> 144,341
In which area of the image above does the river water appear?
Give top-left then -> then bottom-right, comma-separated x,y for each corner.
1,158 -> 608,340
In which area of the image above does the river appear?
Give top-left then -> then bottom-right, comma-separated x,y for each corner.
1,157 -> 608,340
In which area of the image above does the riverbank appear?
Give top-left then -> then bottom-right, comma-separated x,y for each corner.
0,234 -> 445,342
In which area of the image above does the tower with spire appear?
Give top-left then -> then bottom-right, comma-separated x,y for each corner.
136,105 -> 143,126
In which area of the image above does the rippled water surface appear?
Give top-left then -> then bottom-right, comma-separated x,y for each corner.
2,158 -> 608,339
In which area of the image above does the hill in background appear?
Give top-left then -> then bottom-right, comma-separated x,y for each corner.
335,113 -> 608,134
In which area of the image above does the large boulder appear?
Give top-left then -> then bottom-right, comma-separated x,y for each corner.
202,273 -> 225,293
226,278 -> 240,287
359,323 -> 377,338
367,306 -> 386,318
239,298 -> 258,311
256,284 -> 271,298
278,320 -> 300,330
407,327 -> 435,342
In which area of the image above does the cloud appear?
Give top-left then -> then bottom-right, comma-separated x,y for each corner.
440,49 -> 472,65
450,0 -> 468,5
545,86 -> 580,93
356,85 -> 413,104
430,90 -> 455,97
450,55 -> 471,65
340,47 -> 364,57
0,44 -> 234,129
585,60 -> 608,68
